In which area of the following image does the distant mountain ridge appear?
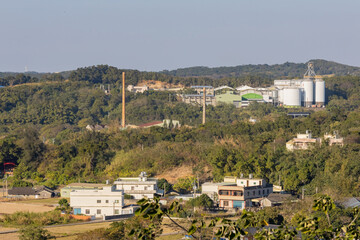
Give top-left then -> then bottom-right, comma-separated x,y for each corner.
160,59 -> 360,79
1,59 -> 360,81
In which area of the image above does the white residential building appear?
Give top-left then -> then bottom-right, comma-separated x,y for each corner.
70,185 -> 125,218
286,130 -> 322,151
127,85 -> 149,93
202,175 -> 273,209
324,132 -> 344,146
114,172 -> 159,199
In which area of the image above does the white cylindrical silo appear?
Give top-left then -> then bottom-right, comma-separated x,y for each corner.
272,90 -> 278,103
283,87 -> 301,106
278,89 -> 284,104
302,79 -> 314,107
315,79 -> 325,106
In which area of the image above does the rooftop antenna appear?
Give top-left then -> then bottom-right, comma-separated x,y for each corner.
202,87 -> 206,124
25,66 -> 28,72
304,62 -> 316,78
121,72 -> 126,128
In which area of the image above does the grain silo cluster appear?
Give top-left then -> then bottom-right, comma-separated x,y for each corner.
273,62 -> 326,108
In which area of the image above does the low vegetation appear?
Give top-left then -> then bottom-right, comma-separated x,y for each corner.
1,210 -> 73,227
74,195 -> 360,239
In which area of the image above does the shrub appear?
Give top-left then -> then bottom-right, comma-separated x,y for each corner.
11,180 -> 33,188
173,177 -> 196,194
187,194 -> 214,209
19,226 -> 54,240
1,210 -> 72,226
124,194 -> 133,199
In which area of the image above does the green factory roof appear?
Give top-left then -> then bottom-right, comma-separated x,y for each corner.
215,91 -> 243,104
241,93 -> 263,100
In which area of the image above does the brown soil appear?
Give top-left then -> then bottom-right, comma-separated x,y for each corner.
0,202 -> 55,215
136,80 -> 184,89
156,165 -> 194,184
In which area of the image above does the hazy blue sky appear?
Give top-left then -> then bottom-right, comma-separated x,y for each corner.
1,0 -> 359,72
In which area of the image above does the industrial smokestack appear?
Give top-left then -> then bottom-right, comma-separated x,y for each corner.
122,72 -> 125,128
202,87 -> 206,124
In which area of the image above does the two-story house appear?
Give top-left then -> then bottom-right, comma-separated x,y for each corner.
286,130 -> 321,151
70,185 -> 124,218
217,175 -> 273,209
113,172 -> 159,199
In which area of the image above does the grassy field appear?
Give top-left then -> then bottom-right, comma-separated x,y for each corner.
47,222 -> 112,239
14,197 -> 62,205
157,234 -> 184,240
0,205 -> 190,239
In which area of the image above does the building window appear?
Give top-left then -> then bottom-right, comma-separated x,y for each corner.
131,186 -> 135,190
85,209 -> 90,214
241,181 -> 243,184
247,192 -> 249,196
219,190 -> 229,196
258,190 -> 261,195
115,200 -> 119,203
253,191 -> 255,196
233,191 -> 243,196
267,189 -> 269,194
97,209 -> 101,214
97,200 -> 101,203
106,200 -> 109,203
223,201 -> 229,207
144,186 -> 148,190
114,209 -> 119,215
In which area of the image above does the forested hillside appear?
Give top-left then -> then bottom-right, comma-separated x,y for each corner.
161,59 -> 360,79
2,60 -> 359,88
0,64 -> 359,199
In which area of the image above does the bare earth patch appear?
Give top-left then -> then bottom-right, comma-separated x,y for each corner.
0,202 -> 55,215
156,165 -> 194,184
136,80 -> 184,89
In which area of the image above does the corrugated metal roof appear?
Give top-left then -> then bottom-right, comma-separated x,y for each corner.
138,121 -> 163,128
190,86 -> 213,88
341,197 -> 360,208
183,94 -> 215,97
66,183 -> 108,188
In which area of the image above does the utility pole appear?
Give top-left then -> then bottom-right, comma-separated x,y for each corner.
202,87 -> 206,124
5,177 -> 8,197
122,72 -> 125,128
197,174 -> 200,192
278,174 -> 281,186
302,187 -> 306,200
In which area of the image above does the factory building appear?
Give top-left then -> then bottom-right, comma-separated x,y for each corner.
181,62 -> 326,108
273,62 -> 326,108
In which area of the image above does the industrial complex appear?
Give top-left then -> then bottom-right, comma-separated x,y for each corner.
181,62 -> 327,108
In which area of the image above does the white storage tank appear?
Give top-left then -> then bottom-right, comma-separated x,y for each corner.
272,90 -> 278,104
302,79 -> 314,107
283,87 -> 301,106
315,79 -> 325,106
278,89 -> 284,104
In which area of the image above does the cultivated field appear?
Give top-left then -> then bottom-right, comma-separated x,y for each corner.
0,201 -> 56,215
